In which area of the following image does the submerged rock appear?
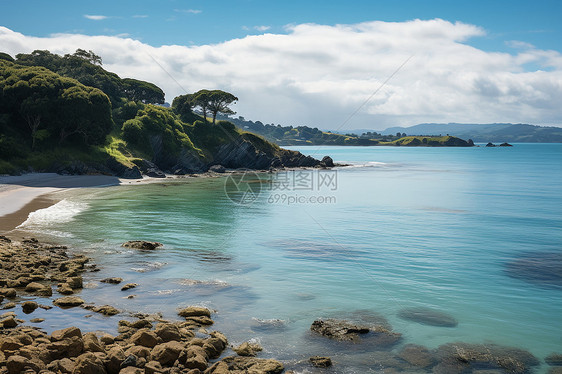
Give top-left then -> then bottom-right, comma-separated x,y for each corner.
122,241 -> 163,250
546,353 -> 562,366
53,296 -> 84,308
310,356 -> 332,368
435,342 -> 539,374
100,277 -> 123,284
310,319 -> 370,342
233,342 -> 263,357
505,252 -> 562,288
397,344 -> 436,368
397,307 -> 458,327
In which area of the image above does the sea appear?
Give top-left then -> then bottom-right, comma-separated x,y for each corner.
11,143 -> 562,373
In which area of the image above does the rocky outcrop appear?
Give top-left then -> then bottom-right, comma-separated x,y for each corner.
121,241 -> 163,250
310,319 -> 370,342
499,142 -> 513,146
486,142 -> 496,147
310,356 -> 332,368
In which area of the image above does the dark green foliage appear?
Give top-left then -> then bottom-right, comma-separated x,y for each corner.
122,78 -> 165,104
0,60 -> 113,148
0,52 -> 14,62
172,93 -> 195,122
207,90 -> 238,124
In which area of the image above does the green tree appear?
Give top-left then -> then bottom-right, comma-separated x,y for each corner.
0,52 -> 14,62
171,93 -> 194,121
190,89 -> 211,121
72,49 -> 103,65
207,90 -> 238,124
122,78 -> 165,104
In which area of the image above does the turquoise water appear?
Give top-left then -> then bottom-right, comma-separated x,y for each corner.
15,144 -> 562,372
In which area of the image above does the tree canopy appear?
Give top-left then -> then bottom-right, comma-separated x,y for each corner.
122,78 -> 165,104
0,60 -> 113,148
174,89 -> 237,124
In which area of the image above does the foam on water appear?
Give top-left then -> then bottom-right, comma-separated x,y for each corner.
17,198 -> 88,231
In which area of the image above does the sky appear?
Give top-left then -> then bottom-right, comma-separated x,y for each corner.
1,0 -> 562,130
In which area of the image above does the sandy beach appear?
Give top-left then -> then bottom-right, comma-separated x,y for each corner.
0,173 -> 122,234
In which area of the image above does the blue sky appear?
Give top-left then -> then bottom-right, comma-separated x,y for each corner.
1,0 -> 562,128
2,0 -> 561,51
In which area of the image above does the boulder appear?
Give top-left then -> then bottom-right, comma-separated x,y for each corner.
178,306 -> 211,318
154,323 -> 182,342
499,142 -> 513,147
57,283 -> 75,295
546,353 -> 562,366
101,277 -> 123,284
121,241 -> 163,250
25,282 -> 53,296
119,367 -> 143,374
150,341 -> 184,366
51,327 -> 83,341
121,283 -> 138,291
105,346 -> 126,374
233,342 -> 263,357
21,301 -> 38,314
486,142 -> 496,147
145,168 -> 166,178
73,352 -> 107,374
66,276 -> 84,289
209,356 -> 284,374
1,316 -> 18,328
321,156 -> 335,167
184,353 -> 208,371
310,356 -> 332,368
310,319 -> 370,342
93,305 -> 120,316
54,296 -> 85,307
0,288 -> 17,298
83,332 -> 104,352
130,330 -> 159,348
398,344 -> 435,368
6,355 -> 31,374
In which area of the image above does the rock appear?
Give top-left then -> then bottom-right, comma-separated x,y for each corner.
6,355 -> 30,374
435,342 -> 539,373
546,353 -> 562,366
310,356 -> 332,368
150,341 -> 184,366
30,318 -> 45,323
209,164 -> 226,173
121,283 -> 138,291
130,330 -> 159,348
321,156 -> 335,167
25,282 -> 53,296
0,288 -> 17,298
486,142 -> 496,147
51,326 -> 83,341
233,342 -> 263,357
105,346 -> 126,374
154,323 -> 182,342
144,361 -> 163,374
398,344 -> 435,368
310,319 -> 370,342
549,368 -> 562,374
468,139 -> 475,146
83,332 -> 104,352
2,302 -> 16,310
54,296 -> 85,307
119,367 -> 143,374
93,305 -> 120,316
122,241 -> 163,250
210,356 -> 284,374
48,336 -> 84,359
145,168 -> 166,178
397,307 -> 458,327
184,353 -> 208,371
100,334 -> 115,345
73,352 -> 107,374
1,316 -> 18,328
185,316 -> 214,326
101,277 -> 123,284
499,142 -> 513,147
67,276 -> 83,289
124,346 -> 151,359
22,301 -> 38,314
57,283 -> 75,294
178,306 -> 211,318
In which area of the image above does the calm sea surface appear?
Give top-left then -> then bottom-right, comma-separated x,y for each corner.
13,144 -> 562,373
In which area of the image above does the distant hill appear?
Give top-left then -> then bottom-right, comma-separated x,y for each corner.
380,123 -> 562,143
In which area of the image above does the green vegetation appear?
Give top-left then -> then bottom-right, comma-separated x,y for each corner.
0,49 -> 295,175
217,115 -> 472,146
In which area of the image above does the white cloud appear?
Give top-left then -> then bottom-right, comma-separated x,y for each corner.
84,15 -> 108,21
254,25 -> 271,32
133,15 -> 149,19
1,20 -> 561,129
